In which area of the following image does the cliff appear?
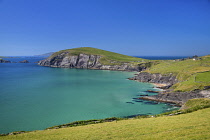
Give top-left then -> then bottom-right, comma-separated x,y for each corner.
38,47 -> 146,71
130,72 -> 210,105
129,72 -> 178,87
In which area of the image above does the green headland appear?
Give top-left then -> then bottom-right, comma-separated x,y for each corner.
50,47 -> 147,65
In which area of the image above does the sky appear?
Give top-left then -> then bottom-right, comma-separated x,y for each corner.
0,0 -> 210,56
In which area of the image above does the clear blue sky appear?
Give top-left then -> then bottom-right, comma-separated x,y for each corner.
0,0 -> 210,56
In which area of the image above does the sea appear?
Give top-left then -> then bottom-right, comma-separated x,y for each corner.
0,56 -> 184,134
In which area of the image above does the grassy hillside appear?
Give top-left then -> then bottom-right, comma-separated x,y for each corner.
2,98 -> 210,140
50,47 -> 146,65
145,55 -> 210,91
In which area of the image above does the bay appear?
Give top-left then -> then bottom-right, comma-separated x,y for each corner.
0,57 -> 178,134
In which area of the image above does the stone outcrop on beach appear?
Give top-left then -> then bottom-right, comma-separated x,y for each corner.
38,52 -> 141,71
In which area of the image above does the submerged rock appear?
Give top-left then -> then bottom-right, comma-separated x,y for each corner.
126,102 -> 134,104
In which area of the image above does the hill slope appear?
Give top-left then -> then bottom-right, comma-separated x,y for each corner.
130,55 -> 210,92
38,47 -> 146,71
50,47 -> 145,64
146,55 -> 210,91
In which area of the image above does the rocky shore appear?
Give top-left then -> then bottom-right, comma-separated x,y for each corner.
140,90 -> 210,106
129,72 -> 210,106
128,72 -> 178,88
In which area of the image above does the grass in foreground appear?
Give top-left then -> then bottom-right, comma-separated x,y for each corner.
2,98 -> 210,140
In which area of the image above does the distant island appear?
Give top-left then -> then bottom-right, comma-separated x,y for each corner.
0,58 -> 29,63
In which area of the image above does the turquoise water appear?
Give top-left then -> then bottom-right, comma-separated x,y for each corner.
0,57 -> 178,134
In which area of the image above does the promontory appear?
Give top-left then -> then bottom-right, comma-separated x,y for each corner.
38,47 -> 210,106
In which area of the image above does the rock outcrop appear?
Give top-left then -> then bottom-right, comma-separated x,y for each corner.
19,60 -> 29,63
140,90 -> 210,105
38,52 -> 141,71
129,72 -> 210,105
129,72 -> 178,86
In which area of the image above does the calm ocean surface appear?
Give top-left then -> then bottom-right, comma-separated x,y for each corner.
0,57 -> 178,134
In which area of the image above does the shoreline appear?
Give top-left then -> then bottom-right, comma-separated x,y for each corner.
152,83 -> 167,88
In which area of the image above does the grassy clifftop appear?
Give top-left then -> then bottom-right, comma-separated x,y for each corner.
2,98 -> 210,140
50,47 -> 146,65
145,55 -> 210,91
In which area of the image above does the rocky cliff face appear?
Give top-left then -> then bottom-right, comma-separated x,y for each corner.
129,72 -> 178,86
38,52 -> 141,71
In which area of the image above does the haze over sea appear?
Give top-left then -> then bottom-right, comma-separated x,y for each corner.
0,57 -> 179,134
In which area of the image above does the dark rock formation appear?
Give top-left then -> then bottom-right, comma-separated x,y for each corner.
140,90 -> 210,105
19,60 -> 29,63
130,72 -> 210,105
38,53 -> 141,71
129,72 -> 178,86
0,59 -> 11,63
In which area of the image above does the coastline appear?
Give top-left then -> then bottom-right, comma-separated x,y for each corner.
2,59 -> 209,136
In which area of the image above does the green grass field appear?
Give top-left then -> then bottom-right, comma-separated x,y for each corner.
2,98 -> 210,140
196,71 -> 210,83
50,47 -> 146,65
